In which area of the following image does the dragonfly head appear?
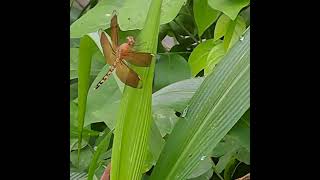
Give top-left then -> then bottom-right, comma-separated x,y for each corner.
126,36 -> 135,46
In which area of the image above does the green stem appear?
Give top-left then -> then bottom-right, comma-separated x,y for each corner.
173,19 -> 198,44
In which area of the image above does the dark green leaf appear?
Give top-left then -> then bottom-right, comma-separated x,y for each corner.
154,54 -> 191,91
188,39 -> 222,76
204,41 -> 225,75
224,15 -> 246,51
88,131 -> 113,180
152,77 -> 204,136
208,0 -> 249,20
193,0 -> 220,37
213,14 -> 231,41
70,146 -> 93,171
188,157 -> 213,179
70,0 -> 187,38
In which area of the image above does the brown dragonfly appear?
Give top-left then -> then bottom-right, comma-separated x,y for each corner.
94,12 -> 153,89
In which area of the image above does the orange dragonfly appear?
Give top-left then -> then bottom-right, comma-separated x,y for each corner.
94,12 -> 153,89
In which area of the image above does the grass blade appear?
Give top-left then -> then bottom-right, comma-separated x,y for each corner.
88,130 -> 113,180
151,28 -> 250,180
110,0 -> 163,179
77,35 -> 97,163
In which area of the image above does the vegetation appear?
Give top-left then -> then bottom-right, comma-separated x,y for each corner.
70,0 -> 250,179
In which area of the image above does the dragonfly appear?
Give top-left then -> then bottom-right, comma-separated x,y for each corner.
94,11 -> 153,90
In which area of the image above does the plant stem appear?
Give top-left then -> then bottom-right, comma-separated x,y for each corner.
173,19 -> 198,44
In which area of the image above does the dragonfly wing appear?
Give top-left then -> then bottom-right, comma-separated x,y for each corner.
100,31 -> 116,65
111,13 -> 119,49
116,61 -> 142,88
123,52 -> 153,67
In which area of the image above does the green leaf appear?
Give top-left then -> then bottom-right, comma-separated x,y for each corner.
83,64 -> 122,129
71,146 -> 93,171
88,131 -> 113,180
110,0 -> 162,179
213,14 -> 231,41
154,54 -> 191,91
70,81 -> 78,100
193,0 -> 220,37
188,157 -> 213,179
142,122 -> 165,172
208,0 -> 250,20
228,109 -> 250,151
204,41 -> 225,75
150,28 -> 250,180
235,147 -> 249,165
224,15 -> 246,51
152,77 -> 204,136
189,168 -> 213,180
215,152 -> 234,174
70,48 -> 79,79
70,48 -> 106,80
70,0 -> 187,38
211,110 -> 250,167
188,39 -> 222,76
224,159 -> 240,180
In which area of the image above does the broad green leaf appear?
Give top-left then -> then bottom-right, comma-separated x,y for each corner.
70,81 -> 78,100
188,168 -> 213,180
88,131 -> 113,180
143,122 -> 165,172
187,157 -> 213,179
208,0 -> 250,20
70,146 -> 93,171
211,135 -> 238,158
228,109 -> 250,151
188,39 -> 222,76
224,15 -> 246,51
193,0 -> 220,37
215,151 -> 234,173
70,48 -> 79,79
70,0 -> 186,38
150,28 -> 250,180
235,147 -> 249,165
110,0 -> 162,179
83,64 -> 122,129
204,41 -> 225,75
239,6 -> 250,25
154,54 -> 191,91
70,48 -> 106,80
211,110 -> 250,167
152,77 -> 205,136
213,14 -> 231,41
70,38 -> 80,48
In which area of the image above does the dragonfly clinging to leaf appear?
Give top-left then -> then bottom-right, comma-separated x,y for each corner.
94,11 -> 153,89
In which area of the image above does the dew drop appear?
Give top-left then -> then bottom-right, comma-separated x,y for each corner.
181,105 -> 189,118
240,36 -> 244,41
200,156 -> 206,160
94,146 -> 98,151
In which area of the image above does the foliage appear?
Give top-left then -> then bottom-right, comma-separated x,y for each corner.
70,0 -> 250,179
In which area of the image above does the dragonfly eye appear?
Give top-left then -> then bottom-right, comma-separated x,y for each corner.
126,36 -> 135,46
